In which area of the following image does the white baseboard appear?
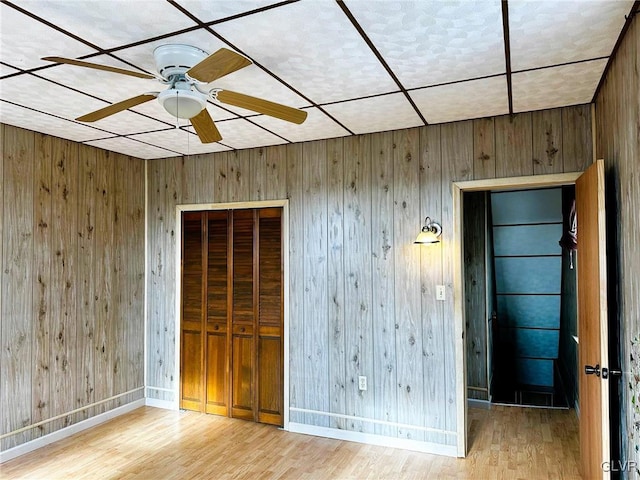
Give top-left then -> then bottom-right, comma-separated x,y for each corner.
287,422 -> 458,457
145,398 -> 178,410
0,398 -> 145,464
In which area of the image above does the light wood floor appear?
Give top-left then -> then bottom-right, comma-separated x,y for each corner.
1,405 -> 580,479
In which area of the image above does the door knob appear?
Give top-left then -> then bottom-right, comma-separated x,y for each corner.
585,364 -> 601,377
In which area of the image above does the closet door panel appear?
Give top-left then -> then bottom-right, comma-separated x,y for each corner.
205,211 -> 229,415
180,212 -> 205,411
257,208 -> 283,425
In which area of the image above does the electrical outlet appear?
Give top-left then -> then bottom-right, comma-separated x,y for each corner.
358,376 -> 367,391
436,285 -> 446,301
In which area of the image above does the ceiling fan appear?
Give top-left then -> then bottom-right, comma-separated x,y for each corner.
42,44 -> 308,143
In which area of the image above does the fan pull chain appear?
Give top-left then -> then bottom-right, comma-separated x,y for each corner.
175,90 -> 180,129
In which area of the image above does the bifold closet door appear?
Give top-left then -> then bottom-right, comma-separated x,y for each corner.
180,208 -> 283,426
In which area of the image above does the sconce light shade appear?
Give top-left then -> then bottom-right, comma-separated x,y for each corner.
415,217 -> 442,244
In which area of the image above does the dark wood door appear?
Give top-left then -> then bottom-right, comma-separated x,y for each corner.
180,207 -> 283,426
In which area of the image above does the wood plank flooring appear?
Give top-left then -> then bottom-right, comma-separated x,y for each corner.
0,406 -> 580,479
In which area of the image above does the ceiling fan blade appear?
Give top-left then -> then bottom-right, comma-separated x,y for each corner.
186,48 -> 251,83
190,109 -> 222,144
216,89 -> 308,124
42,56 -> 155,79
76,93 -> 157,122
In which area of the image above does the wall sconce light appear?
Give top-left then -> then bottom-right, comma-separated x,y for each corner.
415,217 -> 442,244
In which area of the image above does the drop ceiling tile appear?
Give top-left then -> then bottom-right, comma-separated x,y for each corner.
212,0 -> 398,103
130,126 -> 231,156
0,101 -> 106,142
512,60 -> 607,112
346,0 -> 505,88
410,76 -> 509,124
0,74 -> 170,136
85,137 -> 179,160
250,107 -> 351,143
172,0 -> 277,23
0,2 -> 96,70
323,93 -> 423,135
200,118 -> 287,150
14,1 -> 198,50
509,0 -> 633,71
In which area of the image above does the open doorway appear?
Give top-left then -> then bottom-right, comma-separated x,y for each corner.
463,186 -> 578,410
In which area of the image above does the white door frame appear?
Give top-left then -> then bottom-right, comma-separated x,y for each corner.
452,172 -> 581,456
174,199 -> 290,428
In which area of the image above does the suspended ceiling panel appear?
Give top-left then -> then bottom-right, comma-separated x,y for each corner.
323,93 -> 423,135
410,76 -> 509,124
0,0 -> 635,160
512,59 -> 608,113
346,0 -> 505,88
508,0 -> 633,71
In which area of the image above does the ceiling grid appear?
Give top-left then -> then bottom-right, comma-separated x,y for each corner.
0,0 -> 635,159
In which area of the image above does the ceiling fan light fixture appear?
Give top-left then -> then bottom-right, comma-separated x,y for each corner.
157,88 -> 206,119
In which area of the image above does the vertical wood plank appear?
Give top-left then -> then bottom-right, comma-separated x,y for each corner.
192,155 -> 215,203
1,126 -> 34,449
32,133 -> 52,436
392,128 -> 424,440
251,147 -> 266,201
163,159 -> 181,397
127,158 -> 145,396
265,145 -> 288,200
94,150 -> 114,411
303,140 -> 329,427
473,118 -> 495,180
112,154 -> 127,406
76,145 -> 96,419
228,150 -> 251,202
180,156 -> 194,204
213,152 -> 229,204
419,124 -> 447,443
147,160 -> 165,400
495,112 -> 533,177
562,104 -> 592,172
441,120 -> 474,442
286,143 -> 304,423
371,131 -> 397,437
532,109 -> 563,175
326,137 -> 346,430
50,139 -> 78,429
343,135 -> 374,433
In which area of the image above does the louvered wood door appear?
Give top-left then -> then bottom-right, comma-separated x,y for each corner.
180,212 -> 206,411
180,208 -> 283,426
205,211 -> 230,415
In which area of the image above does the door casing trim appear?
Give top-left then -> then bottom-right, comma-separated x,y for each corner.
452,172 -> 581,456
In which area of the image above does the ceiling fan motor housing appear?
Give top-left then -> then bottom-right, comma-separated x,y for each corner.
153,43 -> 209,79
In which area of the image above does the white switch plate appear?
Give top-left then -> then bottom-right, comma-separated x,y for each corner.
436,285 -> 446,301
358,376 -> 367,391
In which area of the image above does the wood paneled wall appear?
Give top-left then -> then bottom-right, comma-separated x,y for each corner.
147,104 -> 592,447
0,125 -> 145,450
595,11 -> 640,472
